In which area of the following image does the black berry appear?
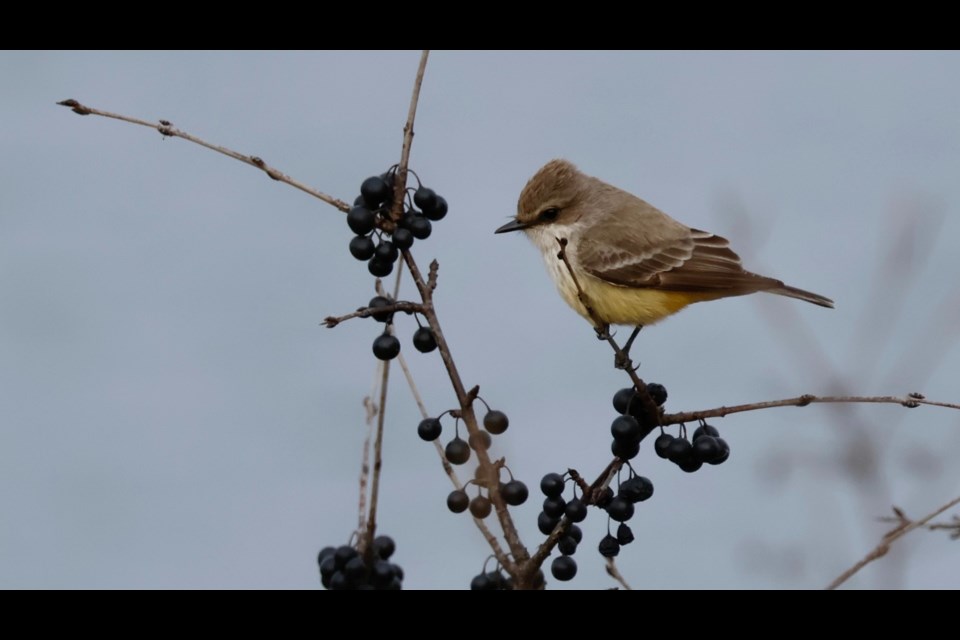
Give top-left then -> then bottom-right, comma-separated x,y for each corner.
347,205 -> 376,235
567,524 -> 583,543
425,195 -> 448,221
645,382 -> 668,406
349,235 -> 376,260
693,435 -> 722,462
598,534 -> 621,558
483,410 -> 509,435
540,473 -> 565,497
373,535 -> 396,560
611,415 -> 641,443
606,496 -> 635,522
612,387 -> 638,414
417,417 -> 442,441
693,423 -> 720,441
412,327 -> 437,353
565,498 -> 588,523
612,438 -> 640,460
707,438 -> 730,465
447,489 -> 469,513
368,296 -> 392,322
372,333 -> 400,360
445,438 -> 470,465
391,227 -> 414,250
367,257 -> 393,277
618,476 -> 654,503
654,433 -> 675,459
413,186 -> 437,212
406,214 -> 432,240
551,556 -> 577,581
538,511 -> 559,535
542,496 -> 567,519
616,523 -> 635,545
469,495 -> 492,519
502,480 -> 529,506
361,176 -> 391,208
374,239 -> 399,263
558,535 -> 578,556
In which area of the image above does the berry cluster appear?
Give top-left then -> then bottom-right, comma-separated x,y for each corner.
597,470 -> 653,558
318,536 -> 404,590
367,295 -> 438,362
610,383 -> 668,460
654,423 -> 730,472
418,402 -> 510,469
536,472 -> 587,581
345,169 -> 447,278
447,468 -> 528,520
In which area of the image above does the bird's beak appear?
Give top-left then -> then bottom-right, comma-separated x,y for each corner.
495,219 -> 529,234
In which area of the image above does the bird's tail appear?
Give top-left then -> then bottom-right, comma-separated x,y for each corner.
768,284 -> 834,309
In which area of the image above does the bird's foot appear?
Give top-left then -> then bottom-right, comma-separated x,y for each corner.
614,325 -> 644,370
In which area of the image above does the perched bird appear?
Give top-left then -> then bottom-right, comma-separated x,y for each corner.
496,159 -> 833,336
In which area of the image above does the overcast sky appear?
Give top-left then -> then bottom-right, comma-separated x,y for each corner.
2,51 -> 959,589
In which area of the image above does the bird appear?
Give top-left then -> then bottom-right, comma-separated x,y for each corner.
495,159 -> 833,350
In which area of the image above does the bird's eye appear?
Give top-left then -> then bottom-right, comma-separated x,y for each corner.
539,208 -> 560,222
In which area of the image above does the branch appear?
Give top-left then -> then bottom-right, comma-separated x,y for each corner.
605,558 -> 633,590
322,301 -> 425,328
56,99 -> 350,213
826,495 -> 960,590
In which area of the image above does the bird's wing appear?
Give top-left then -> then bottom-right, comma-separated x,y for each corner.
577,223 -> 783,293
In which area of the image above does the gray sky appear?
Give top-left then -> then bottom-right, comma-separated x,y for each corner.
2,51 -> 959,589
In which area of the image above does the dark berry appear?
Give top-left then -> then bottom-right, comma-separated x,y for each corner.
447,489 -> 469,513
391,227 -> 414,250
485,571 -> 506,590
368,296 -> 392,322
333,545 -> 358,570
618,476 -> 654,503
349,235 -> 376,260
468,430 -> 491,451
654,433 -> 675,459
645,382 -> 668,406
406,214 -> 432,240
551,556 -> 577,581
538,511 -> 559,535
425,195 -> 448,221
567,524 -> 583,543
617,523 -> 635,545
693,435 -> 722,462
372,333 -> 400,360
666,437 -> 693,463
611,415 -> 641,443
319,555 -> 337,582
367,257 -> 393,277
347,205 -> 376,235
412,327 -> 437,353
606,496 -> 635,522
361,176 -> 391,208
612,438 -> 640,460
469,495 -> 492,519
483,410 -> 509,435
558,535 -> 578,556
594,486 -> 615,508
502,480 -> 529,506
354,194 -> 366,206
678,457 -> 703,473
693,423 -> 720,441
417,417 -> 442,441
371,560 -> 395,588
391,564 -> 404,582
707,438 -> 730,465
565,498 -> 588,523
612,387 -> 638,414
413,186 -> 437,212
374,240 -> 399,263
470,573 -> 493,590
542,496 -> 566,519
445,437 -> 470,465
329,571 -> 349,590
540,473 -> 565,497
373,535 -> 396,560
344,556 -> 367,583
318,546 -> 336,565
598,534 -> 621,558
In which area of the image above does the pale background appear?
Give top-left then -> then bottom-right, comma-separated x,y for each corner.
2,51 -> 958,589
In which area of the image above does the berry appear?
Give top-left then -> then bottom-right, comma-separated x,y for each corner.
693,435 -> 722,462
611,415 -> 641,443
360,176 -> 391,208
374,240 -> 399,263
540,473 -> 565,497
567,524 -> 583,543
538,512 -> 559,535
666,437 -> 693,463
692,423 -> 720,441
373,535 -> 396,560
367,257 -> 393,277
344,556 -> 367,583
469,495 -> 492,519
654,433 -> 675,459
502,480 -> 529,506
606,497 -> 635,522
645,382 -> 668,406
558,535 -> 578,556
565,498 -> 588,523
551,556 -> 578,581
413,186 -> 437,212
542,496 -> 567,519
317,546 -> 336,565
406,214 -> 432,240
707,438 -> 730,465
470,573 -> 493,590
333,545 -> 358,570
368,296 -> 392,322
412,327 -> 437,353
447,489 -> 469,513
319,555 -> 337,583
347,205 -> 376,235
372,333 -> 400,360
612,387 -> 638,414
598,534 -> 621,558
616,523 -> 635,545
483,410 -> 509,435
612,438 -> 640,460
417,417 -> 442,441
618,476 -> 654,503
391,227 -> 414,250
371,560 -> 395,588
425,195 -> 448,221
349,235 -> 376,260
468,430 -> 491,451
329,571 -> 349,590
678,457 -> 703,473
445,437 -> 470,465
594,486 -> 615,508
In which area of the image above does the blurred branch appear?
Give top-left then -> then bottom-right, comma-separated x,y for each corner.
605,558 -> 633,590
826,495 -> 960,590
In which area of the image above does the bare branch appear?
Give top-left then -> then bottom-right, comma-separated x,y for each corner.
826,495 -> 960,590
56,99 -> 350,212
605,558 -> 633,590
323,301 -> 425,328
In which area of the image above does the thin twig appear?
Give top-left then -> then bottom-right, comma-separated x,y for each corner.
826,495 -> 960,590
605,558 -> 633,590
362,341 -> 392,556
358,368 -> 381,531
322,301 -> 425,328
56,99 -> 350,213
